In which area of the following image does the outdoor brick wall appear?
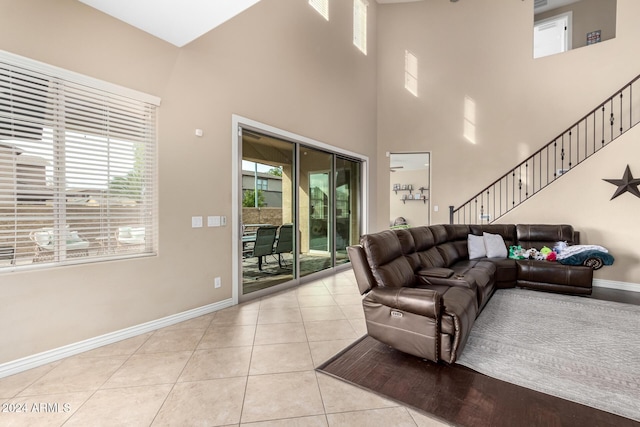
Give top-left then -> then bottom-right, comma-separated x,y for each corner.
242,207 -> 283,227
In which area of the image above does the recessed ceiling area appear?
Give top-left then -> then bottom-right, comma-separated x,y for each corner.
79,0 -> 425,47
78,0 -> 261,47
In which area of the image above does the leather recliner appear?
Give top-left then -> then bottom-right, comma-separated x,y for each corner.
348,223 -> 594,364
348,230 -> 478,364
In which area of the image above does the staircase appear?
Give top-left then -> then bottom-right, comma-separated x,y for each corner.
449,74 -> 640,225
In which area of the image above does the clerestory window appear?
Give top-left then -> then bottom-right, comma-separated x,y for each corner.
309,0 -> 329,20
353,0 -> 368,55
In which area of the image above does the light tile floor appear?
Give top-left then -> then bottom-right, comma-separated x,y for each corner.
0,270 -> 449,427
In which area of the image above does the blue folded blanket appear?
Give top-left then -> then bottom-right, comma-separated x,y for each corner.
556,250 -> 614,269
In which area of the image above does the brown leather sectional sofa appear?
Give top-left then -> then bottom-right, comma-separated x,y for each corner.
347,224 -> 593,364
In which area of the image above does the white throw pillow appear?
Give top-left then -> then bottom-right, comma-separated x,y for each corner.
467,234 -> 486,259
483,232 -> 508,258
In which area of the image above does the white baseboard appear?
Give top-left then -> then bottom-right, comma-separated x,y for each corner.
593,279 -> 640,293
0,298 -> 234,379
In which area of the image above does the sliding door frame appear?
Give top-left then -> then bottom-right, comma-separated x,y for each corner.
231,115 -> 369,304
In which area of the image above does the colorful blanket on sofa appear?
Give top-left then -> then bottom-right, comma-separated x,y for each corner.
508,243 -> 615,269
556,249 -> 615,267
555,244 -> 608,260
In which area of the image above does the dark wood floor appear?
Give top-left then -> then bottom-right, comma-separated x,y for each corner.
591,285 -> 640,305
318,287 -> 640,427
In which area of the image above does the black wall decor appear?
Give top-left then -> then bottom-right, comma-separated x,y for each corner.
603,165 -> 640,200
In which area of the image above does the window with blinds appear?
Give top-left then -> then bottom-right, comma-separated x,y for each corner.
353,0 -> 368,55
0,51 -> 159,269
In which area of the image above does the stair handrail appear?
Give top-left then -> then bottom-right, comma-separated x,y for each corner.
450,73 -> 640,225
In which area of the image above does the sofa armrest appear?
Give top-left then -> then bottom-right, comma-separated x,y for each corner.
366,286 -> 441,319
417,267 -> 455,278
347,245 -> 377,295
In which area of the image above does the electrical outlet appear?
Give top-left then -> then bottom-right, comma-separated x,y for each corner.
214,277 -> 221,288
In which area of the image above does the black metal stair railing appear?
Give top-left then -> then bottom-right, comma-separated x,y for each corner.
450,73 -> 640,225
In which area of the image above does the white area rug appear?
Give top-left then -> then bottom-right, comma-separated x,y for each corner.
457,288 -> 640,422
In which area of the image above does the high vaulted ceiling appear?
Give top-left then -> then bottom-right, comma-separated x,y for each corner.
78,0 -> 262,47
78,0 -> 423,47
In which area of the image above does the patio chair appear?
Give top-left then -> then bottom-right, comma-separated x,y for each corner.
30,228 -> 90,262
250,225 -> 278,271
0,246 -> 15,265
273,224 -> 293,268
116,226 -> 146,250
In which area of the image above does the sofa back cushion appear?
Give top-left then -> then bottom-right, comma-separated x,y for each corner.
445,224 -> 470,259
516,224 -> 576,249
408,226 -> 447,268
393,228 -> 420,271
429,224 -> 449,244
445,224 -> 471,241
409,226 -> 435,251
437,242 -> 461,267
361,230 -> 416,288
418,247 -> 446,268
452,240 -> 469,259
469,224 -> 517,248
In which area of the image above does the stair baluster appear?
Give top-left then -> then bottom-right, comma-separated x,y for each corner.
450,74 -> 640,225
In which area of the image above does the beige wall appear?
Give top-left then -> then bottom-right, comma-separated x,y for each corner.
377,0 -> 640,283
0,0 -> 377,363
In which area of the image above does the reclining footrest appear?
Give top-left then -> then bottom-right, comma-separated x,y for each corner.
516,260 -> 593,295
363,287 -> 441,362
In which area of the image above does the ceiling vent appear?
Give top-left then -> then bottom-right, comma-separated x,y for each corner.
534,0 -> 548,9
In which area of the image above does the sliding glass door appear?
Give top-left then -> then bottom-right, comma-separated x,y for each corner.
239,126 -> 363,296
241,131 -> 295,294
299,146 -> 333,277
335,157 -> 361,266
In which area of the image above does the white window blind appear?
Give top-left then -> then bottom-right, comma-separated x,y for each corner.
0,51 -> 159,269
353,0 -> 368,55
309,0 -> 329,21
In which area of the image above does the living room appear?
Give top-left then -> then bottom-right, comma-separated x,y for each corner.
0,0 -> 639,424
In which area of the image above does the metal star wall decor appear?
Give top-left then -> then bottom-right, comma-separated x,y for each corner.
603,165 -> 640,200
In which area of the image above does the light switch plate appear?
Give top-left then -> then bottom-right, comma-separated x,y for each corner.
207,216 -> 221,227
192,216 -> 203,228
